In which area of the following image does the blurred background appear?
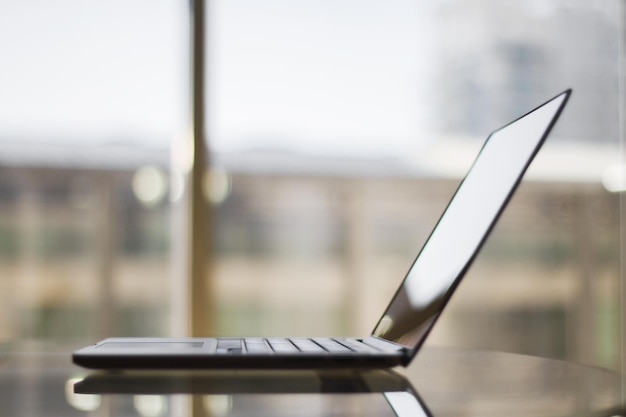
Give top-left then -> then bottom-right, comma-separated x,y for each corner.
0,0 -> 623,380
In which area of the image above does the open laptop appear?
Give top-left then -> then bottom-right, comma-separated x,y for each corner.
73,89 -> 571,370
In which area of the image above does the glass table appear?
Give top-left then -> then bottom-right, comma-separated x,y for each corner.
1,341 -> 623,417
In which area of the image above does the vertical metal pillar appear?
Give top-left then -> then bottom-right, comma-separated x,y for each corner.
573,194 -> 594,365
171,0 -> 211,340
170,5 -> 212,415
96,174 -> 115,338
614,0 -> 626,405
344,181 -> 369,334
609,0 -> 626,405
188,0 -> 211,338
617,1 -> 626,407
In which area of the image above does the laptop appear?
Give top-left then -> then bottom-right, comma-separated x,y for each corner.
73,89 -> 571,370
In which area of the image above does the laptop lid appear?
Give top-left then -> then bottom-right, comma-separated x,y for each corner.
371,90 -> 571,361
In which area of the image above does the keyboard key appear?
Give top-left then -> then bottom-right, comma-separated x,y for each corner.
337,338 -> 381,353
217,339 -> 242,348
266,338 -> 289,344
290,338 -> 326,353
312,338 -> 352,352
267,339 -> 298,353
217,339 -> 242,354
244,339 -> 271,354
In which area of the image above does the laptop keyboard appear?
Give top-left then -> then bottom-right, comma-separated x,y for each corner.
216,337 -> 379,354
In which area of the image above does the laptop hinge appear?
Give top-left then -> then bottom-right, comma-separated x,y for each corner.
361,336 -> 406,352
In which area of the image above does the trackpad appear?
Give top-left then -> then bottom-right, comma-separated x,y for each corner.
98,342 -> 204,349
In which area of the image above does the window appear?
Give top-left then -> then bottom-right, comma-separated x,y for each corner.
0,0 -> 622,373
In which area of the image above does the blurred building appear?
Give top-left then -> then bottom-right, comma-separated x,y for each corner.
0,139 -> 620,371
428,0 -> 620,144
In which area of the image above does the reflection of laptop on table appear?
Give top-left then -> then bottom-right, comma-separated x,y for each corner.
73,90 -> 571,370
74,369 -> 431,417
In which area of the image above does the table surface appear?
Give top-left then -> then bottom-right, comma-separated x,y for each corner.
1,341 -> 623,417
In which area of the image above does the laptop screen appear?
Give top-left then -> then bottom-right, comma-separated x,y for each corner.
372,91 -> 570,351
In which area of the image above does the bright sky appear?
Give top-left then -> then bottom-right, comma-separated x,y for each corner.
0,0 -> 186,144
0,0 -> 435,158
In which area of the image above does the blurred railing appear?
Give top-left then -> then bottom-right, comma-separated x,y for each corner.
0,143 -> 621,371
